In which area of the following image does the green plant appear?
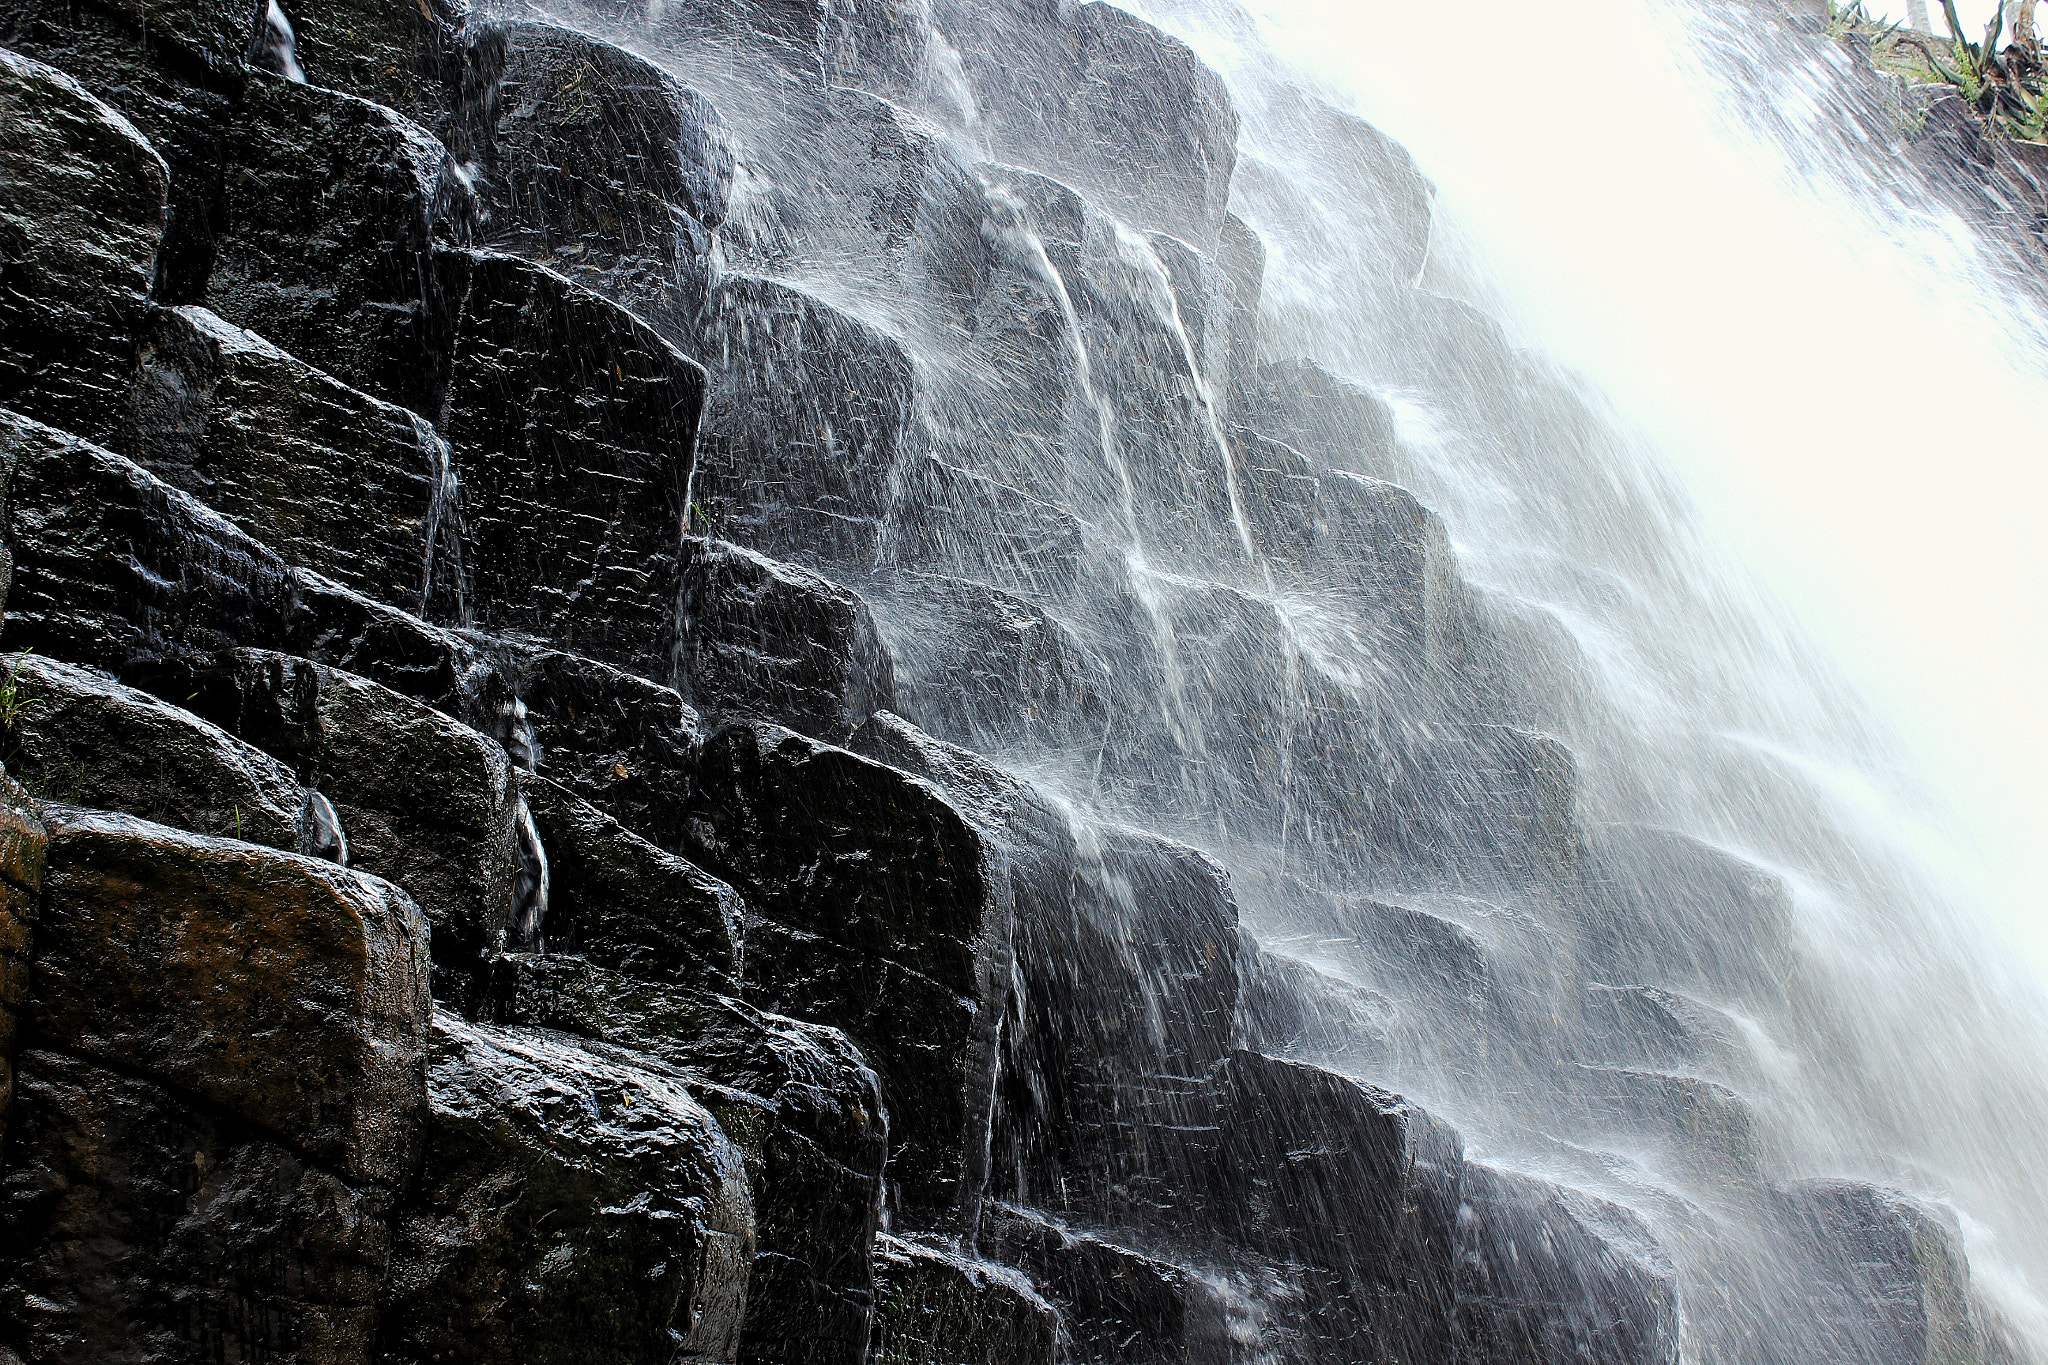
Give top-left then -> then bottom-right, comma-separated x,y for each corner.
1827,0 -> 1901,42
0,650 -> 41,731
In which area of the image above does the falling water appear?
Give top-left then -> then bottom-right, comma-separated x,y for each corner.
1121,0 -> 2048,1349
411,412 -> 469,625
244,0 -> 305,82
477,0 -> 2047,1351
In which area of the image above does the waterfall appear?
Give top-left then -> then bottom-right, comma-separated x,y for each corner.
1121,0 -> 2048,1348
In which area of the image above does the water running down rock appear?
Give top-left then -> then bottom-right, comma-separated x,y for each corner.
0,1 -> 2040,1362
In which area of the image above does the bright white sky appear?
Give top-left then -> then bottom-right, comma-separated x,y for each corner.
1877,0 -> 2007,33
1207,0 -> 2048,969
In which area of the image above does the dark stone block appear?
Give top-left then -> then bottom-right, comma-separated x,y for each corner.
0,773 -> 43,1158
454,21 -> 733,337
884,456 -> 1086,596
1568,1066 -> 1766,1183
487,641 -> 701,849
285,0 -> 461,128
379,1014 -> 754,1365
119,648 -> 522,996
935,0 -> 1237,249
1577,825 -> 1795,1003
482,955 -> 886,1365
522,776 -> 742,992
31,806 -> 430,1183
869,1236 -> 1058,1365
682,720 -> 1008,1229
1457,1164 -> 1680,1365
1778,1179 -> 1983,1365
0,49 -> 168,447
128,305 -> 459,617
1241,947 -> 1394,1067
1178,1053 -> 1465,1365
439,249 -> 703,672
690,275 -> 915,567
0,1050 -> 396,1365
677,537 -> 896,740
1,651 -> 309,852
981,1204 -> 1234,1365
2,408 -> 304,675
1239,357 -> 1398,478
1584,984 -> 1753,1081
205,75 -> 452,416
871,571 -> 1108,754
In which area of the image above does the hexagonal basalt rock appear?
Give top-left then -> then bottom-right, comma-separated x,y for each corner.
29,807 -> 431,1185
869,1236 -> 1058,1365
1457,1164 -> 1680,1365
1777,1179 -> 1984,1365
122,648 -> 524,996
439,250 -> 703,673
1,651 -> 309,853
681,721 -> 1009,1230
454,22 -> 733,335
521,776 -> 743,993
0,1049 -> 400,1365
379,1015 -> 755,1365
483,955 -> 886,1365
677,538 -> 897,740
1,410 -> 303,669
0,49 -> 169,446
128,306 -> 463,620
205,76 -> 452,418
0,772 -> 43,1157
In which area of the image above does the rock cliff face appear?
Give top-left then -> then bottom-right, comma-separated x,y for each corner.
0,2 -> 2013,1363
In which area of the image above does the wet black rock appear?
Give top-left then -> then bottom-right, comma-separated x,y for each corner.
0,1049 -> 398,1365
0,49 -> 168,446
981,1204 -> 1234,1365
30,806 -> 431,1184
6,410 -> 499,738
1578,825 -> 1794,1004
883,456 -> 1087,596
996,820 -> 1245,1214
690,276 -> 916,567
286,0 -> 461,128
869,1235 -> 1059,1365
522,776 -> 742,992
936,0 -> 1238,250
2,409 -> 302,669
487,641 -> 701,848
1182,1052 -> 1464,1365
122,648 -> 524,997
205,75 -> 451,415
1584,983 -> 1754,1081
1778,1179 -> 1984,1365
456,22 -> 733,334
128,306 -> 460,618
2,651 -> 311,852
682,720 -> 1007,1230
439,250 -> 702,670
1239,358 -> 1400,480
380,1014 -> 754,1364
1241,947 -> 1395,1067
0,774 -> 43,1155
482,954 -> 887,1365
678,537 -> 897,739
871,571 -> 1108,754
1458,1163 -> 1680,1365
1569,1065 -> 1766,1183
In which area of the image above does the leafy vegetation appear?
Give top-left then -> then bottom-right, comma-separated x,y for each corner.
1829,0 -> 2048,143
0,650 -> 40,732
